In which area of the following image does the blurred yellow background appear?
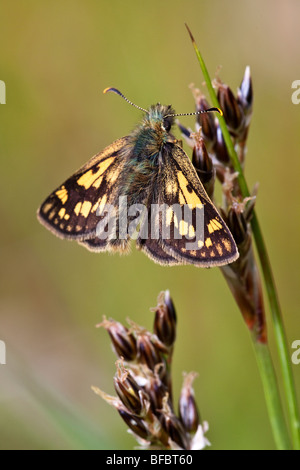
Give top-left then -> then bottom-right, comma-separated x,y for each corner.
0,0 -> 299,450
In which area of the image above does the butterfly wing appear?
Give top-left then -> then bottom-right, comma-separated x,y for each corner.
136,215 -> 181,266
38,135 -> 238,267
150,142 -> 239,267
38,137 -> 129,242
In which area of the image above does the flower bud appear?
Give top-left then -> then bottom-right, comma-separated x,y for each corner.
97,317 -> 137,361
136,334 -> 162,371
227,206 -> 248,246
178,372 -> 200,433
161,414 -> 189,449
217,83 -> 245,137
118,408 -> 150,441
192,138 -> 215,199
213,125 -> 230,166
192,138 -> 213,174
144,373 -> 169,414
195,96 -> 217,147
237,66 -> 253,117
114,362 -> 145,415
153,290 -> 177,347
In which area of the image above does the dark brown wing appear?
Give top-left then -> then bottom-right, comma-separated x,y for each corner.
151,143 -> 239,267
38,137 -> 129,242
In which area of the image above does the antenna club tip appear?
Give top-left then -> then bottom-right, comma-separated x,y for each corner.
103,87 -> 122,96
103,87 -> 113,94
207,106 -> 223,117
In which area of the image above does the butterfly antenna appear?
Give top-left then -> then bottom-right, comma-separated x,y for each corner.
166,107 -> 223,118
103,87 -> 148,113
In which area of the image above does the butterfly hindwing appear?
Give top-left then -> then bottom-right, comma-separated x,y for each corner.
136,212 -> 181,266
38,137 -> 129,241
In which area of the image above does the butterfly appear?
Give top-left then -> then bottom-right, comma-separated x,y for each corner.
37,87 -> 239,267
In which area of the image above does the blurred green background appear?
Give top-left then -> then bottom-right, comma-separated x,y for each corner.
0,0 -> 299,450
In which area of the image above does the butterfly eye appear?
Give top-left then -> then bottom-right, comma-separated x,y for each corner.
163,117 -> 172,132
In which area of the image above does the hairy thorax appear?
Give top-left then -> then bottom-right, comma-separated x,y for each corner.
123,104 -> 176,203
130,104 -> 176,159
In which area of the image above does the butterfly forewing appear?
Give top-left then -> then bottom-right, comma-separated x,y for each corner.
38,137 -> 128,240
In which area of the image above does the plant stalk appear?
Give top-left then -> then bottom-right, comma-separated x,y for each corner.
186,23 -> 300,449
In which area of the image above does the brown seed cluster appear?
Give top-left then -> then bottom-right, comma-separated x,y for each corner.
93,291 -> 210,450
179,67 -> 266,342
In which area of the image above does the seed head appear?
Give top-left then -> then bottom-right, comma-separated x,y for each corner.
97,316 -> 137,361
153,290 -> 177,348
179,372 -> 200,433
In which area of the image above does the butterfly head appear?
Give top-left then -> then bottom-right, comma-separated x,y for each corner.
146,104 -> 176,133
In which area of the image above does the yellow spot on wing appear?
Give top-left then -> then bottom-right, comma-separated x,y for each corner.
91,202 -> 98,212
166,206 -> 173,226
81,201 -> 92,218
55,186 -> 68,204
207,218 -> 223,234
92,201 -> 99,212
205,237 -> 212,248
222,238 -> 232,252
77,157 -> 114,189
173,213 -> 179,228
166,181 -> 178,196
48,210 -> 56,220
107,169 -> 119,185
98,194 -> 108,215
178,171 -> 203,209
207,223 -> 213,234
179,191 -> 185,205
64,213 -> 70,221
92,176 -> 103,189
42,202 -> 53,214
216,244 -> 223,256
212,218 -> 222,229
74,202 -> 82,216
189,225 -> 195,238
58,208 -> 66,219
179,220 -> 188,236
